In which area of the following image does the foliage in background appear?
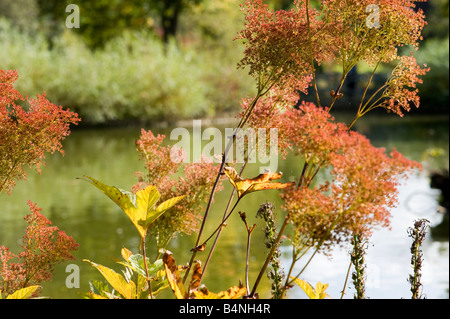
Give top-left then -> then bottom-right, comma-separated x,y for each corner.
0,22 -> 211,124
1,0 -> 447,125
0,15 -> 253,124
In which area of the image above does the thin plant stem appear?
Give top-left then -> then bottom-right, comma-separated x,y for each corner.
202,160 -> 249,277
358,59 -> 382,114
297,161 -> 309,188
182,156 -> 226,283
201,188 -> 237,275
329,72 -> 348,111
287,213 -> 343,288
284,246 -> 300,288
245,228 -> 252,294
197,198 -> 242,250
141,236 -> 154,299
340,256 -> 353,299
250,216 -> 290,297
183,90 -> 264,283
305,0 -> 321,107
239,212 -> 256,295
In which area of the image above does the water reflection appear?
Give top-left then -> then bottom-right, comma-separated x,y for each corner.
0,115 -> 448,299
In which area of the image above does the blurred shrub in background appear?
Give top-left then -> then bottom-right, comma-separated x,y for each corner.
0,0 -> 447,125
1,20 -> 214,124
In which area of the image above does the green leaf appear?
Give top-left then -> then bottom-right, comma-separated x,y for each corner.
146,195 -> 185,226
79,280 -> 110,299
127,254 -> 164,278
81,176 -> 186,239
89,280 -> 111,297
80,175 -> 136,213
6,286 -> 40,299
84,259 -> 136,299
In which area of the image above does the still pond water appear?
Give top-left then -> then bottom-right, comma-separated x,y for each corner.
0,114 -> 448,299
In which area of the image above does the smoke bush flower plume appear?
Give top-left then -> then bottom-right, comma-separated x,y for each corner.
0,202 -> 79,297
0,70 -> 80,194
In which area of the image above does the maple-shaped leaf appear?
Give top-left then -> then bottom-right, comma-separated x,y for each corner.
223,167 -> 294,198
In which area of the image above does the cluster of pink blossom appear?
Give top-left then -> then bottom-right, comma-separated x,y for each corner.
1,201 -> 79,297
133,129 -> 223,247
0,69 -> 80,194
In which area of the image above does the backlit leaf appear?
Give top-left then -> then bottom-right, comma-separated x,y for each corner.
291,277 -> 316,299
128,254 -> 164,278
81,176 -> 183,239
121,247 -> 133,261
192,285 -> 247,299
146,195 -> 185,226
314,282 -> 330,299
223,167 -> 294,198
84,259 -> 136,299
80,176 -> 136,213
291,277 -> 329,299
6,285 -> 40,299
133,185 -> 161,237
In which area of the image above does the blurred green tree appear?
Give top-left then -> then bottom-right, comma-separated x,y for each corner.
36,0 -> 153,48
148,0 -> 204,44
0,0 -> 39,33
34,0 -> 207,48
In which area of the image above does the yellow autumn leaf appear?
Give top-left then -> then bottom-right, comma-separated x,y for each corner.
81,176 -> 184,239
6,285 -> 40,299
146,195 -> 186,226
163,251 -> 186,299
121,247 -> 133,262
188,262 -> 203,293
84,259 -> 136,299
291,277 -> 329,299
192,285 -> 247,299
315,281 -> 329,299
83,292 -> 108,299
223,167 -> 294,198
80,175 -> 136,215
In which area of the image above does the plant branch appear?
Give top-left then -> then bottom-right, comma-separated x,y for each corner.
305,0 -> 321,107
202,160 -> 249,278
141,236 -> 154,299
